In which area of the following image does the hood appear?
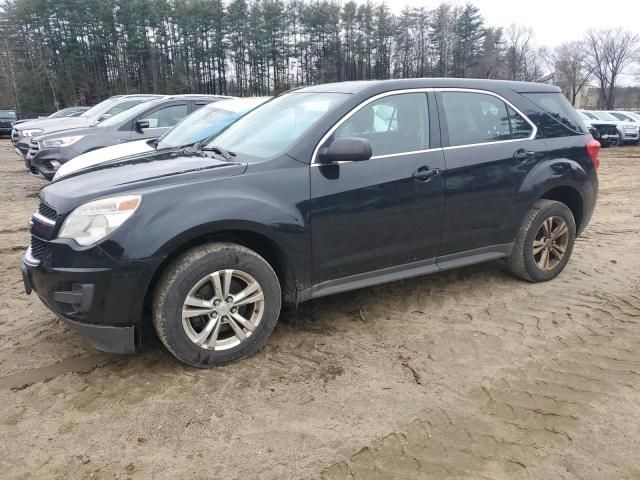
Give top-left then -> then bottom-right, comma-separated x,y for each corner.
55,139 -> 154,179
36,125 -> 106,142
43,148 -> 247,211
16,116 -> 89,133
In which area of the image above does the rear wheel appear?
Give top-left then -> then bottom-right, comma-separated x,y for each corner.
153,243 -> 281,367
506,199 -> 576,282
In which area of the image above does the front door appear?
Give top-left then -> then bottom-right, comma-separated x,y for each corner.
310,91 -> 446,287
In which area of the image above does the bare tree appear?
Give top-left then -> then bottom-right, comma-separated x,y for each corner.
585,28 -> 640,109
554,41 -> 592,105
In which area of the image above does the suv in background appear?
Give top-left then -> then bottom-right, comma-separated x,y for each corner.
12,95 -> 163,158
582,110 -> 640,145
22,79 -> 599,367
0,109 -> 17,137
54,97 -> 270,180
578,111 -> 619,147
28,95 -> 231,179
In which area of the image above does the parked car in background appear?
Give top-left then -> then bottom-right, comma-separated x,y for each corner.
608,111 -> 640,124
12,95 -> 163,157
578,111 -> 619,147
13,107 -> 91,127
581,110 -> 640,145
29,95 -> 232,180
0,109 -> 17,137
54,97 -> 270,180
22,79 -> 599,366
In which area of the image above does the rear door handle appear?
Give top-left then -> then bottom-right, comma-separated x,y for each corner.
513,149 -> 535,161
412,166 -> 441,182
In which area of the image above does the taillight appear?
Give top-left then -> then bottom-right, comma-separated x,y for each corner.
586,138 -> 601,170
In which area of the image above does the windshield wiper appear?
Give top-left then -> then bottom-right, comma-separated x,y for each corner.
201,145 -> 236,161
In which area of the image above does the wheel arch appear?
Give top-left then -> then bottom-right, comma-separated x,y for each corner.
539,185 -> 584,232
142,228 -> 300,321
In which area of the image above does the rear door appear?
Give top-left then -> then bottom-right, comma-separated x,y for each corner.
310,91 -> 446,286
129,102 -> 190,141
436,89 -> 541,258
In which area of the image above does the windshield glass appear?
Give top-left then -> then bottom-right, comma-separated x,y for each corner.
595,112 -> 618,121
611,112 -> 634,122
0,110 -> 16,119
158,103 -> 254,149
205,92 -> 349,159
582,111 -> 598,120
80,98 -> 120,117
98,101 -> 158,127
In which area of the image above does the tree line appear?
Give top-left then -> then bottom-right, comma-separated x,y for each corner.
0,0 -> 638,112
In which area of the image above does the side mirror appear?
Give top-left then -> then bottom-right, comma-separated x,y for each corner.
318,137 -> 372,164
136,119 -> 150,131
97,113 -> 111,122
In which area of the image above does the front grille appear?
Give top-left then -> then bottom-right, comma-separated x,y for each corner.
0,120 -> 11,128
38,202 -> 57,221
30,236 -> 46,259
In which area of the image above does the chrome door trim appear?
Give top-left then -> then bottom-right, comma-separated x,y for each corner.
311,87 -> 538,163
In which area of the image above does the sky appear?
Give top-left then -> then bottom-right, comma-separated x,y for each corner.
386,0 -> 640,48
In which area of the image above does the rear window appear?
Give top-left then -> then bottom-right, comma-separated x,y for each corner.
522,92 -> 587,136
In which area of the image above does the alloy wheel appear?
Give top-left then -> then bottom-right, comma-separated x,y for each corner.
181,269 -> 265,350
532,216 -> 569,271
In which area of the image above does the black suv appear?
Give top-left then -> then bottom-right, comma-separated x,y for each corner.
0,109 -> 17,137
29,95 -> 228,179
21,79 -> 599,367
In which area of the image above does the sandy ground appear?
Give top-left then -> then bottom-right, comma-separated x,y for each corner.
0,138 -> 639,480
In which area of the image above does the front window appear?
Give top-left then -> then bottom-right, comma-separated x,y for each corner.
139,103 -> 188,128
205,92 -> 349,159
333,92 -> 429,156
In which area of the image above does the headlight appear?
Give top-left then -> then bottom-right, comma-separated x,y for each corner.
42,135 -> 84,148
59,195 -> 142,246
21,129 -> 43,137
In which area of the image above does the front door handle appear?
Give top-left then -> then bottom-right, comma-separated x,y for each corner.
513,149 -> 535,161
412,166 -> 441,182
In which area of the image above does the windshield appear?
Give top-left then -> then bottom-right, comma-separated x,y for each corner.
611,112 -> 634,122
80,98 -> 120,118
157,102 -> 256,149
594,112 -> 618,121
205,92 -> 350,159
0,111 -> 16,119
582,111 -> 598,120
98,101 -> 159,127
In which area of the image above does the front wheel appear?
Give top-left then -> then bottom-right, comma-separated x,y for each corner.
505,199 -> 576,282
152,243 -> 282,367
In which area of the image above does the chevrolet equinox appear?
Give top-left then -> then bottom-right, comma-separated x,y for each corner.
21,79 -> 599,367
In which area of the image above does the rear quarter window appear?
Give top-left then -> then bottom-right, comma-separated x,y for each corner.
522,92 -> 588,138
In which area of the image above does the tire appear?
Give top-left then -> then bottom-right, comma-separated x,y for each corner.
152,242 -> 282,367
505,199 -> 576,282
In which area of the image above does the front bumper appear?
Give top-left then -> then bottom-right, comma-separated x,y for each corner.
21,238 -> 156,355
29,147 -> 69,180
0,127 -> 12,135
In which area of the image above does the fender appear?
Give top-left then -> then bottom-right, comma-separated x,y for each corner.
100,155 -> 312,296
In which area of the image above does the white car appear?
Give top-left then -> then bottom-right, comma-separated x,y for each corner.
54,97 -> 270,180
